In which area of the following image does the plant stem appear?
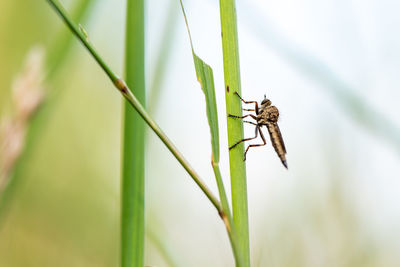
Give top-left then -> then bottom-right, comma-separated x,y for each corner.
46,0 -> 222,214
178,2 -> 244,264
219,0 -> 250,265
121,0 -> 145,266
212,162 -> 244,266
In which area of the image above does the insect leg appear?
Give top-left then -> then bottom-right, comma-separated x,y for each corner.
243,120 -> 257,126
243,108 -> 255,112
243,126 -> 267,161
229,125 -> 259,150
228,114 -> 257,120
234,92 -> 259,114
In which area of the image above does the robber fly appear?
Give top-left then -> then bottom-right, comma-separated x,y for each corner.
229,92 -> 288,169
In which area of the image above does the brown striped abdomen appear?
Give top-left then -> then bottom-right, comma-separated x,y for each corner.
266,122 -> 287,168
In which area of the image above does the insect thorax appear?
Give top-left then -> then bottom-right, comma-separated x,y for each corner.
257,105 -> 279,125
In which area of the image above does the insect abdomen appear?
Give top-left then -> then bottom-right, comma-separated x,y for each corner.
266,122 -> 287,168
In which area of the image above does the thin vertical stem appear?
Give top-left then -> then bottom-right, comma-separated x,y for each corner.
121,0 -> 146,266
219,0 -> 250,266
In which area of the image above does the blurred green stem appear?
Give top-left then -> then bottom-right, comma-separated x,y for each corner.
46,0 -> 94,76
121,0 -> 145,266
0,0 -> 94,226
46,0 -> 222,213
219,0 -> 250,265
147,227 -> 180,267
148,0 -> 178,113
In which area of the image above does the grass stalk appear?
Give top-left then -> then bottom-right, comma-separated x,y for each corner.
121,0 -> 145,266
219,0 -> 250,265
212,163 -> 244,266
179,1 -> 244,265
46,0 -> 222,215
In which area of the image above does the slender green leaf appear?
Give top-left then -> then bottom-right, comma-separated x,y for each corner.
179,1 -> 244,266
219,0 -> 250,266
178,0 -> 220,184
192,55 -> 220,161
121,0 -> 146,266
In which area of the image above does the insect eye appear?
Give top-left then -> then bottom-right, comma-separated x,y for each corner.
261,99 -> 271,105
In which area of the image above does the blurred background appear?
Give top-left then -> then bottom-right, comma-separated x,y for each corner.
1,0 -> 400,266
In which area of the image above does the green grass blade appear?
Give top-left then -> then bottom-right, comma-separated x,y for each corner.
192,54 -> 220,161
121,0 -> 146,266
219,0 -> 250,266
179,1 -> 244,265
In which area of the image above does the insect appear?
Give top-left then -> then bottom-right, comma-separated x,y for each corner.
229,92 -> 288,169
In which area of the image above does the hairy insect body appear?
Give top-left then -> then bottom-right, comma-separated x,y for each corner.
257,104 -> 287,168
257,105 -> 279,124
229,92 -> 288,169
